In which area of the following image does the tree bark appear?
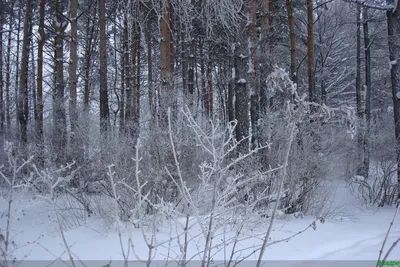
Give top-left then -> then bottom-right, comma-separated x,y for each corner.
0,17 -> 4,139
134,20 -> 141,142
35,0 -> 45,165
249,0 -> 259,148
207,59 -> 213,118
69,0 -> 78,138
53,0 -> 67,163
355,5 -> 364,177
123,16 -> 132,135
5,1 -> 15,135
119,25 -> 126,133
307,0 -> 315,104
99,0 -> 110,134
146,7 -> 154,120
188,35 -> 196,107
15,4 -> 22,138
160,0 -> 174,118
363,7 -> 371,179
260,0 -> 270,112
386,1 -> 400,190
286,0 -> 297,86
83,11 -> 97,113
235,42 -> 249,153
18,0 -> 32,147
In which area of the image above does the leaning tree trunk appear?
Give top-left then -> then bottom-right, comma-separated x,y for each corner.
387,1 -> 400,193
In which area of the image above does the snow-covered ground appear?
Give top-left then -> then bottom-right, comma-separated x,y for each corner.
1,179 -> 398,267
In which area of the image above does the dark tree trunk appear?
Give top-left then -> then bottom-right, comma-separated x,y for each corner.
18,0 -> 32,147
5,1 -> 15,135
133,20 -> 141,143
363,7 -> 371,179
0,18 -> 4,139
387,2 -> 400,191
53,0 -> 67,164
99,0 -> 110,135
160,0 -> 174,120
356,5 -> 364,177
146,8 -> 154,120
36,0 -> 45,150
119,27 -> 126,134
307,0 -> 315,104
83,10 -> 97,113
235,42 -> 249,154
69,0 -> 78,138
286,0 -> 297,86
207,59 -> 213,118
15,4 -> 22,138
249,0 -> 260,148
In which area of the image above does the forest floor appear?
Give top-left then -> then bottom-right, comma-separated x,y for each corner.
0,172 -> 399,266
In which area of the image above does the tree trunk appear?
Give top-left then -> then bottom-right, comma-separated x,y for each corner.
5,2 -> 15,135
53,0 -> 67,164
200,41 -> 207,116
188,36 -> 196,107
0,18 -> 4,139
36,0 -> 45,165
355,5 -> 363,177
228,47 -> 235,123
15,5 -> 22,138
30,39 -> 37,132
259,0 -> 270,112
99,0 -> 110,135
146,8 -> 154,120
181,22 -> 188,97
160,0 -> 174,118
307,0 -> 315,104
123,16 -> 132,137
119,28 -> 126,133
286,0 -> 297,86
363,7 -> 371,180
83,13 -> 94,112
134,21 -> 141,142
235,42 -> 249,153
207,59 -> 213,118
69,0 -> 78,140
249,0 -> 259,148
387,2 -> 400,190
18,0 -> 32,147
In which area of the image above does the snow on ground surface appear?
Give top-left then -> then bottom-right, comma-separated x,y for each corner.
0,181 -> 399,266
0,155 -> 400,266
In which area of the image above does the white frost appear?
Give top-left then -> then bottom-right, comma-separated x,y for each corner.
354,175 -> 365,182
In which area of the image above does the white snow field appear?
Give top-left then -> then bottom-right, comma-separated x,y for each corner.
0,178 -> 399,267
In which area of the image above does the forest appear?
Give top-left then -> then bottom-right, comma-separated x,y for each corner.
0,0 -> 399,265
